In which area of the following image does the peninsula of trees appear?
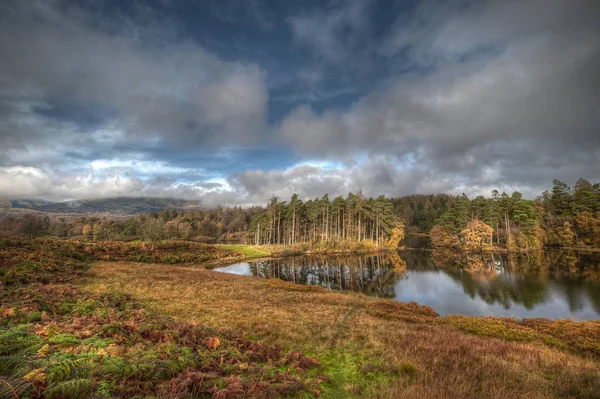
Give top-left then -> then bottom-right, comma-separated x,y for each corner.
429,179 -> 600,252
247,193 -> 400,248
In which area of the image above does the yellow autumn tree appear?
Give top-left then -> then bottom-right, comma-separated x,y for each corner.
576,211 -> 600,246
593,213 -> 600,246
430,224 -> 460,248
177,221 -> 193,239
92,222 -> 103,241
558,221 -> 575,246
385,222 -> 405,249
460,219 -> 493,252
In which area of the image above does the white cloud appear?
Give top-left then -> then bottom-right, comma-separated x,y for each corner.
280,0 -> 600,190
89,159 -> 195,176
1,0 -> 599,204
0,166 -> 144,199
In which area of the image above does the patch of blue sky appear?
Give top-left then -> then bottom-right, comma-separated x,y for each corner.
33,102 -> 115,132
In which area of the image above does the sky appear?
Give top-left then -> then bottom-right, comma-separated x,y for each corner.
0,0 -> 599,206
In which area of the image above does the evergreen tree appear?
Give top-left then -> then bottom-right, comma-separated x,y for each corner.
572,178 -> 596,214
550,179 -> 572,216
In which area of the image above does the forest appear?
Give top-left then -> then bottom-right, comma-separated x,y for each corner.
246,193 -> 400,247
429,178 -> 600,251
1,178 -> 599,252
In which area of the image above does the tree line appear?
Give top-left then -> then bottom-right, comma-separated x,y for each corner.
247,192 -> 401,247
0,194 -> 460,242
0,207 -> 262,242
430,178 -> 600,251
1,178 -> 598,251
390,194 -> 458,233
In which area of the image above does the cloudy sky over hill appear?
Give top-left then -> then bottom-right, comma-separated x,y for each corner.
0,0 -> 599,206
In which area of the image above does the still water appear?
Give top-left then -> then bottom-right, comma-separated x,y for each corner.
214,239 -> 600,320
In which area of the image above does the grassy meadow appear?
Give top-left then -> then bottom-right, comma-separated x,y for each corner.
1,238 -> 600,398
90,262 -> 600,398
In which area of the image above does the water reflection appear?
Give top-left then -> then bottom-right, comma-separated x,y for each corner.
214,249 -> 600,320
242,252 -> 407,298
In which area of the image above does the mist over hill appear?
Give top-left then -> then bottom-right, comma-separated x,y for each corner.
2,197 -> 201,214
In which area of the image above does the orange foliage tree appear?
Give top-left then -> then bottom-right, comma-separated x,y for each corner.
385,222 -> 405,249
460,219 -> 493,251
575,211 -> 600,246
558,221 -> 576,246
430,224 -> 459,248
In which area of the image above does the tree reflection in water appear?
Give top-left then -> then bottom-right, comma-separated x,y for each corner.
239,249 -> 600,316
248,252 -> 407,298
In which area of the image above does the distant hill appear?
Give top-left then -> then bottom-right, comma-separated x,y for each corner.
8,197 -> 202,214
0,198 -> 12,208
7,199 -> 53,209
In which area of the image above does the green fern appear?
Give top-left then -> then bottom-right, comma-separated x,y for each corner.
81,337 -> 115,349
0,355 -> 29,374
0,327 -> 43,354
101,356 -> 129,377
48,334 -> 80,348
47,354 -> 99,383
0,376 -> 34,398
46,378 -> 93,399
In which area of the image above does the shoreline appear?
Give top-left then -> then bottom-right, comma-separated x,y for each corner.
89,260 -> 600,397
405,234 -> 600,254
3,237 -> 600,397
217,243 -> 398,260
425,245 -> 600,254
218,242 -> 600,261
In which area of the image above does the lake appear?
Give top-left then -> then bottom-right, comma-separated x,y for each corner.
214,239 -> 600,320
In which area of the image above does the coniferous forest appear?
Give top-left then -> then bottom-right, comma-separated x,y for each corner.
1,178 -> 599,252
428,178 -> 600,251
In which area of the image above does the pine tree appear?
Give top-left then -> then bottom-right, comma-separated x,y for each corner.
572,178 -> 596,214
550,179 -> 572,216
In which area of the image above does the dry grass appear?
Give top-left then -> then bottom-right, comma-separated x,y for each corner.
0,238 -> 321,398
0,284 -> 322,398
224,241 -> 388,259
89,261 -> 600,398
447,315 -> 600,356
0,238 -> 242,286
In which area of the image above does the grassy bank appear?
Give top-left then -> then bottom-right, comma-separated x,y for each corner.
0,238 -> 242,285
218,240 -> 394,260
3,238 -> 600,398
217,244 -> 271,259
91,261 -> 600,398
0,238 -> 321,398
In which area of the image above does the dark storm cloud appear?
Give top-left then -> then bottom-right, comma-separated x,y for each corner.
0,0 -> 269,152
289,0 -> 373,65
281,0 -> 600,195
0,0 -> 598,203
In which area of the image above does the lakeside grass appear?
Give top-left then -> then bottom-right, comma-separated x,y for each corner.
3,238 -> 600,398
0,238 -> 320,398
90,261 -> 600,398
217,244 -> 271,259
217,241 -> 393,261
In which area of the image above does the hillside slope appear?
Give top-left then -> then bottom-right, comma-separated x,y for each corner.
7,197 -> 201,214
